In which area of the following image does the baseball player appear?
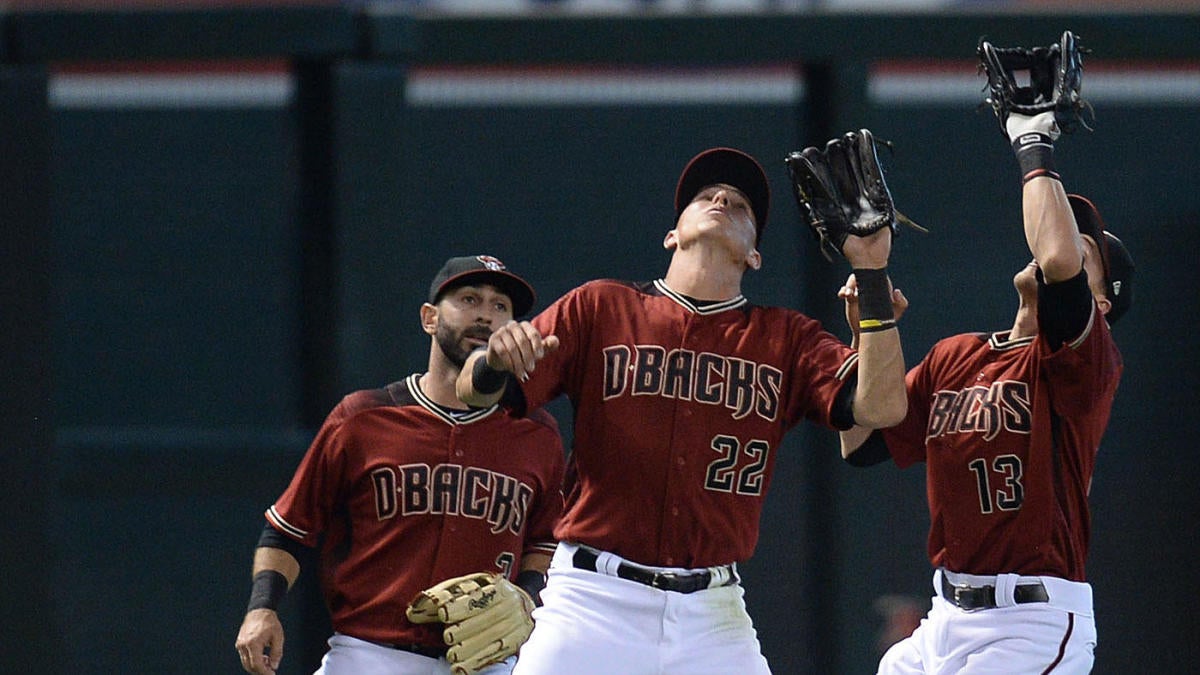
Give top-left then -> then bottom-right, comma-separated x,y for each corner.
839,33 -> 1134,674
234,255 -> 565,675
456,147 -> 909,674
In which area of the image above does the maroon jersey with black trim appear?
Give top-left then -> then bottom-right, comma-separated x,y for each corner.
520,279 -> 858,568
882,309 -> 1121,580
265,374 -> 565,646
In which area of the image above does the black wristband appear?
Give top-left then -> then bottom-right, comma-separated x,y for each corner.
246,570 -> 288,613
854,268 -> 895,332
515,569 -> 547,607
1012,132 -> 1060,184
471,353 -> 508,394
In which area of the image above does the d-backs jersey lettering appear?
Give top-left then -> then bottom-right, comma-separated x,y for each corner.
883,309 -> 1121,581
265,374 -> 565,645
520,279 -> 858,569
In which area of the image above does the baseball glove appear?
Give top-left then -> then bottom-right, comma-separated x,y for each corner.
978,30 -> 1092,137
406,572 -> 535,675
786,129 -> 918,261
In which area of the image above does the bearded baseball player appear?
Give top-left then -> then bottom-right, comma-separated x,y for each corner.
456,144 -> 910,674
840,32 -> 1134,674
234,255 -> 565,675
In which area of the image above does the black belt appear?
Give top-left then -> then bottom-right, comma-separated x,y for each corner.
572,547 -> 736,594
375,642 -> 448,659
940,573 -> 1049,611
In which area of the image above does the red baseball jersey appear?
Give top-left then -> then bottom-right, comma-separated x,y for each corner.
520,279 -> 858,568
265,374 -> 565,646
882,309 -> 1121,581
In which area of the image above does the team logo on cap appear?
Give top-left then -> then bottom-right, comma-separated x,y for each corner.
476,255 -> 507,271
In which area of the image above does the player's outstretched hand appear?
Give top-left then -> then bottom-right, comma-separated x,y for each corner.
235,609 -> 284,675
485,320 -> 560,382
839,272 -> 908,347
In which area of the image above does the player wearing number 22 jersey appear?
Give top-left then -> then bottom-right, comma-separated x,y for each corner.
527,277 -> 857,568
458,147 -> 908,675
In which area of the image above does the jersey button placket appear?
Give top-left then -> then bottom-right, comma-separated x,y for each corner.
661,315 -> 695,568
449,428 -> 461,533
451,425 -> 464,458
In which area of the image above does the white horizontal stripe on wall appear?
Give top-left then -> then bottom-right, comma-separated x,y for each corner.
404,69 -> 804,106
50,73 -> 294,109
871,69 -> 1200,105
47,66 -> 1200,109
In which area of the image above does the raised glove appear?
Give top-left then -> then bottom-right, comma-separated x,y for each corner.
978,30 -> 1091,139
786,129 -> 911,261
406,572 -> 535,675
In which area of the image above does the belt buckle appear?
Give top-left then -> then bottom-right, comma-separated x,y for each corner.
951,583 -> 973,609
650,571 -> 678,590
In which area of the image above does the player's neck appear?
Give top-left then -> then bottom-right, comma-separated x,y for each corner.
663,251 -> 745,301
1010,307 -> 1038,339
419,363 -> 470,410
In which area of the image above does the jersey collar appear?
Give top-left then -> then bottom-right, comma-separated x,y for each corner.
406,373 -> 498,426
654,279 -> 747,315
988,331 -> 1036,351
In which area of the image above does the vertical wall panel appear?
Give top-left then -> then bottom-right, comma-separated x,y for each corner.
48,85 -> 314,673
0,64 -> 56,674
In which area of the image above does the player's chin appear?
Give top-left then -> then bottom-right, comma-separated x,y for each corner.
1014,260 -> 1038,278
1012,266 -> 1038,295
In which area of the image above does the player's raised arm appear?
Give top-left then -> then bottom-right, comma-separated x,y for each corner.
787,129 -> 910,429
1006,107 -> 1083,284
836,271 -> 909,457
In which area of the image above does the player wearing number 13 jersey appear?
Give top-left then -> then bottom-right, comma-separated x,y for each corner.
841,110 -> 1136,670
458,147 -> 909,674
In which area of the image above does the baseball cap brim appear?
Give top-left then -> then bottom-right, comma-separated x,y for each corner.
674,147 -> 770,244
1068,194 -> 1134,324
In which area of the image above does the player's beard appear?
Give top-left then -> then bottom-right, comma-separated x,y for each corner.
435,321 -> 491,369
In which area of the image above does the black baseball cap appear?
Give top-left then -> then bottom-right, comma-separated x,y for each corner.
428,255 -> 536,318
1067,194 -> 1135,324
674,147 -> 771,245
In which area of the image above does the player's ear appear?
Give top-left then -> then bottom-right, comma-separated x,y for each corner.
744,248 -> 762,271
663,229 -> 679,250
420,302 -> 439,335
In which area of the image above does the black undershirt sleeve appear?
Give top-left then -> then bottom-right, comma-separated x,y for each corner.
257,523 -> 312,560
500,377 -> 528,416
515,569 -> 548,606
1037,267 -> 1093,348
843,429 -> 893,467
831,376 -> 857,431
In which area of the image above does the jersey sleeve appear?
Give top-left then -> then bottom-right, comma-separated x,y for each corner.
782,315 -> 860,430
264,393 -> 370,545
523,284 -> 593,411
1038,305 -> 1123,418
519,409 -> 567,559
